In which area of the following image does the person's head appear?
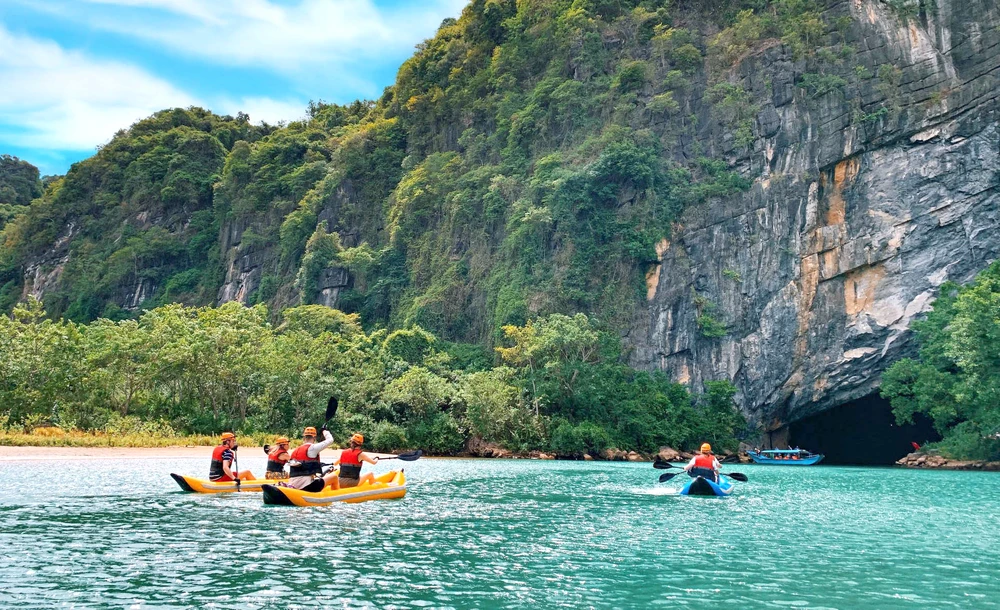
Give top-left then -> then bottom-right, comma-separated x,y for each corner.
303,426 -> 317,442
349,433 -> 364,448
275,437 -> 289,449
221,432 -> 235,447
700,442 -> 713,455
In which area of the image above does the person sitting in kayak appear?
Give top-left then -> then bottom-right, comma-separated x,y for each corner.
330,433 -> 378,490
284,426 -> 336,490
209,432 -> 255,482
684,443 -> 721,483
265,437 -> 291,480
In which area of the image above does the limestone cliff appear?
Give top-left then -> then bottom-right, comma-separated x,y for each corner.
630,0 -> 1000,428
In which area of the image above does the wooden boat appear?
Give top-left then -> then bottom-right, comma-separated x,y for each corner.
747,448 -> 824,465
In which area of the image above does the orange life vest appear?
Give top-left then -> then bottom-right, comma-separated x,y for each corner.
209,444 -> 234,481
693,454 -> 716,470
288,443 -> 322,478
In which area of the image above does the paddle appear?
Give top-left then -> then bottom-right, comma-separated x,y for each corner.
657,470 -> 749,483
323,395 -> 339,428
653,458 -> 680,470
232,442 -> 241,491
375,450 -> 423,462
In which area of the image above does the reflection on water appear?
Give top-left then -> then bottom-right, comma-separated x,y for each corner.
0,458 -> 997,608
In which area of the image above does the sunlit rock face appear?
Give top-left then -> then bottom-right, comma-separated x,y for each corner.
630,0 -> 1000,429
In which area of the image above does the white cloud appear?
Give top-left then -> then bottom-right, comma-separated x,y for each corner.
38,0 -> 469,72
0,24 -> 196,150
83,0 -> 223,24
0,0 -> 470,164
0,25 -> 314,154
216,97 -> 308,126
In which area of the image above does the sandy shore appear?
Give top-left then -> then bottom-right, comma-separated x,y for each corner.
0,446 -> 404,461
0,445 -> 253,461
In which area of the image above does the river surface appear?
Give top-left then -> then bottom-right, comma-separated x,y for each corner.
0,457 -> 997,609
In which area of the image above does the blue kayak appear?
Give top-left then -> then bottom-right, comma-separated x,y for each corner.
680,474 -> 734,497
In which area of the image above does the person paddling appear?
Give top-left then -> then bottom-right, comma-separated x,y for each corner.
284,426 -> 336,490
265,437 -> 291,480
330,433 -> 378,490
209,432 -> 254,482
684,443 -> 721,483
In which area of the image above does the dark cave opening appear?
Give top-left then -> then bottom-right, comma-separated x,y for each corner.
786,393 -> 941,465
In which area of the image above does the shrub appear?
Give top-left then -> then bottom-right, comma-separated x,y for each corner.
370,421 -> 408,453
407,412 -> 465,455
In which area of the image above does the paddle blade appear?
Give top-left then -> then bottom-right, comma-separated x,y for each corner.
658,472 -> 680,483
262,444 -> 271,455
725,472 -> 748,482
653,458 -> 676,470
325,396 -> 339,421
395,450 -> 423,462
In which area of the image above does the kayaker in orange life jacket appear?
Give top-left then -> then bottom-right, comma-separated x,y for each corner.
208,432 -> 255,482
330,433 -> 378,489
684,443 -> 722,483
265,437 -> 291,480
283,426 -> 336,490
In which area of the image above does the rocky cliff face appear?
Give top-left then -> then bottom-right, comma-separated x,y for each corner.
630,0 -> 1000,429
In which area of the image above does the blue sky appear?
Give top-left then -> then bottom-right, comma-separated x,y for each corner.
0,0 -> 467,175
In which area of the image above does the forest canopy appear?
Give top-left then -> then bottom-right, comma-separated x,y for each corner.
0,300 -> 745,456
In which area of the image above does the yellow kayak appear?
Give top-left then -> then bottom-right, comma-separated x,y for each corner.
262,470 -> 407,506
170,473 -> 277,493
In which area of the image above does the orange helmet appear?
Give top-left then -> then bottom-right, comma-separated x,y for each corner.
303,427 -> 317,437
275,437 -> 289,445
221,432 -> 235,442
700,443 -> 713,453
350,433 -> 364,445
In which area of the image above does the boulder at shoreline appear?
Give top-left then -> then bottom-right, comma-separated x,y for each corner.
896,452 -> 1000,471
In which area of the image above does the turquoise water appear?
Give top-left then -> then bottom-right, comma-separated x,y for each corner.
0,457 -> 997,609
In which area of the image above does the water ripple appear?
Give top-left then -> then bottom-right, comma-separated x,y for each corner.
0,460 -> 998,608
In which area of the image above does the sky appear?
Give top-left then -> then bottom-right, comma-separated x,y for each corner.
0,0 -> 468,175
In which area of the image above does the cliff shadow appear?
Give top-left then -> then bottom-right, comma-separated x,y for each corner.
787,394 -> 940,465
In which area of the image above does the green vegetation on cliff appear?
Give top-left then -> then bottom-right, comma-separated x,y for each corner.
881,261 -> 1000,461
0,0 -> 851,447
0,155 -> 42,230
0,0 -> 847,340
0,300 -> 744,455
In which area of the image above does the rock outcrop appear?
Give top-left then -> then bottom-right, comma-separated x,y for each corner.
897,452 -> 1000,470
631,0 -> 1000,430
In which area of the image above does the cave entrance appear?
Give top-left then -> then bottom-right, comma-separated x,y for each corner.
786,393 -> 940,465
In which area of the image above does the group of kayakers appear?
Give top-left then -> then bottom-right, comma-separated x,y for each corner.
209,427 -> 378,491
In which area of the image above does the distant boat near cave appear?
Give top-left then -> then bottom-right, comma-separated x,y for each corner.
748,448 -> 825,465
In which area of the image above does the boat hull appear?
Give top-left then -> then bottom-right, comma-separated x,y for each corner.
170,473 -> 272,493
262,471 -> 407,506
681,474 -> 734,497
747,453 -> 824,465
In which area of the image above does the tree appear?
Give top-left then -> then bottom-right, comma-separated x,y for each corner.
881,262 -> 1000,460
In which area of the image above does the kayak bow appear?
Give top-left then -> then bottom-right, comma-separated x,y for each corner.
170,473 -> 272,493
680,474 -> 734,497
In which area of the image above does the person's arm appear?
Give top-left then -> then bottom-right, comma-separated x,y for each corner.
359,452 -> 378,466
683,456 -> 697,471
713,458 -> 722,471
307,430 -> 335,458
